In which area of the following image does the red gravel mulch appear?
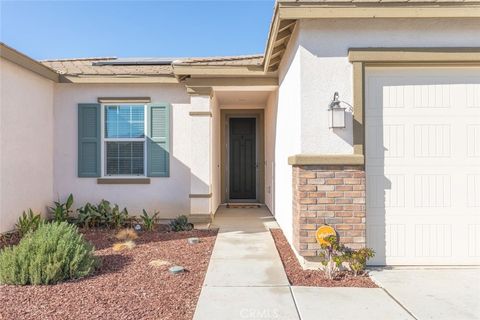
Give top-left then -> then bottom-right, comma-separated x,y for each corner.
0,229 -> 218,320
270,228 -> 377,288
0,231 -> 21,249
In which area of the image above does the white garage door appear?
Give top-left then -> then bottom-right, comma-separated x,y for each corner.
366,67 -> 480,265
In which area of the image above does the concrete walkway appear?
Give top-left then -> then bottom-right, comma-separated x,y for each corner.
193,206 -> 299,320
193,206 -> 413,320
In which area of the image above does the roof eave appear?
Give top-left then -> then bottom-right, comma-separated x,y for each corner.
0,42 -> 59,82
60,75 -> 179,84
262,1 -> 480,72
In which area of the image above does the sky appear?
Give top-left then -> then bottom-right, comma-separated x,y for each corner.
0,0 -> 275,60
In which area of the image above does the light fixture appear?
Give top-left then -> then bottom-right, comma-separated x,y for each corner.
328,92 -> 346,128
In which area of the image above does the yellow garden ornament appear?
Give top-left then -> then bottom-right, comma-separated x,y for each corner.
315,225 -> 336,246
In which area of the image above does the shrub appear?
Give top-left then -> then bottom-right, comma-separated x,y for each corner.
169,215 -> 193,232
318,235 -> 375,279
343,248 -> 375,276
16,209 -> 42,237
115,228 -> 138,241
76,202 -> 98,228
318,235 -> 346,280
76,200 -> 128,229
49,194 -> 74,222
140,209 -> 159,231
0,222 -> 97,285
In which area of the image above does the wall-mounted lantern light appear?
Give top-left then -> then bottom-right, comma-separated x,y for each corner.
328,92 -> 346,129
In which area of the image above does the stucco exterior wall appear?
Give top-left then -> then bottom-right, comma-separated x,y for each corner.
264,91 -> 277,213
273,16 -> 480,254
53,83 -> 192,218
211,94 -> 221,214
298,17 -> 480,154
0,59 -> 54,232
274,24 -> 302,244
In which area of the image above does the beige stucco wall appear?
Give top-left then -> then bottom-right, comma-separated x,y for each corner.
273,24 -> 302,244
53,83 -> 192,218
299,17 -> 480,154
264,90 -> 277,213
0,58 -> 55,232
211,94 -> 221,214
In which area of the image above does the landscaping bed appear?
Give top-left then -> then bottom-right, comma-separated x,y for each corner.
270,228 -> 377,288
0,228 -> 217,320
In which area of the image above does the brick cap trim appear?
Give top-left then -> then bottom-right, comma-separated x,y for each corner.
288,154 -> 364,166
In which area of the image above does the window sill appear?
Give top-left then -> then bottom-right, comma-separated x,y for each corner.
97,178 -> 151,185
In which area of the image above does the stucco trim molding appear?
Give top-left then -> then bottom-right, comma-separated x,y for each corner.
98,97 -> 151,103
187,213 -> 213,224
60,75 -> 178,84
189,111 -> 212,117
0,43 -> 59,82
189,193 -> 212,198
349,47 -> 480,63
350,47 -> 480,158
97,178 -> 151,184
288,154 -> 365,166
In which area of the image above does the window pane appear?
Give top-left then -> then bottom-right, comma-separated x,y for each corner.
106,141 -> 144,175
105,105 -> 144,138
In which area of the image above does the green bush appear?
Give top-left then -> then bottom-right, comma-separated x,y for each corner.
169,215 -> 193,232
76,200 -> 129,229
0,222 -> 97,285
49,194 -> 74,222
141,209 -> 159,231
343,248 -> 375,276
318,235 -> 375,278
16,209 -> 42,237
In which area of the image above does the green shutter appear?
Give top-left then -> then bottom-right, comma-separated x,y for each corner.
147,104 -> 170,177
78,103 -> 101,177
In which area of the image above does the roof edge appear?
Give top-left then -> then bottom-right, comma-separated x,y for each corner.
0,42 -> 59,82
262,1 -> 480,72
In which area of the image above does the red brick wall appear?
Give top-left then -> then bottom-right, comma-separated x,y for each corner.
292,165 -> 366,257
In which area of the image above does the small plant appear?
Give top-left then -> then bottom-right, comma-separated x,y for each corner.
76,202 -> 99,228
140,209 -> 159,231
112,240 -> 136,252
115,228 -> 138,241
109,205 -> 129,229
318,235 -> 375,279
169,215 -> 193,232
318,235 -> 346,280
15,209 -> 42,237
76,200 -> 129,229
49,193 -> 74,222
0,222 -> 97,285
344,248 -> 375,276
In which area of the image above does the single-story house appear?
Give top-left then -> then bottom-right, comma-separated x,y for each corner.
1,0 -> 480,267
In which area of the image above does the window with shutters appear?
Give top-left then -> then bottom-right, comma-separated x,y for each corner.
103,104 -> 146,176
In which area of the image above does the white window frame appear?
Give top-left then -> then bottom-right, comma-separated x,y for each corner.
100,103 -> 148,177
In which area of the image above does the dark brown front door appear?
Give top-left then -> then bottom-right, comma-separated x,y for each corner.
229,118 -> 256,199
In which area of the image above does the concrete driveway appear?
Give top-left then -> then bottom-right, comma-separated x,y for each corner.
370,268 -> 480,320
194,207 -> 480,320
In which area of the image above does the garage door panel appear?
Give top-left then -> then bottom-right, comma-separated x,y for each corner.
366,67 -> 480,265
369,222 -> 480,265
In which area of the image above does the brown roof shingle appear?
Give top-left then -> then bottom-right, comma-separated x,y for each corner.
41,57 -> 174,76
40,55 -> 264,76
174,54 -> 264,66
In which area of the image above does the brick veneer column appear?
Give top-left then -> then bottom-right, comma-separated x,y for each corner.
292,165 -> 366,257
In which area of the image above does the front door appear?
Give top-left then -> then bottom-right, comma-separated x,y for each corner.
229,118 -> 256,200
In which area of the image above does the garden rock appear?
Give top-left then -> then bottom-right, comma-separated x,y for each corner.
169,266 -> 185,275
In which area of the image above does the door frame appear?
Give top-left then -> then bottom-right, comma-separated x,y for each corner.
221,109 -> 265,203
